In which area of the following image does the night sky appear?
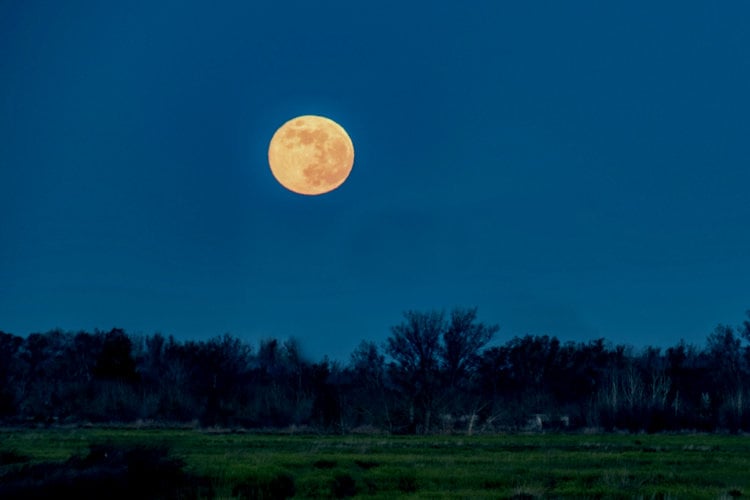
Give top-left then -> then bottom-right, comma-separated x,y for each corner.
2,2 -> 749,361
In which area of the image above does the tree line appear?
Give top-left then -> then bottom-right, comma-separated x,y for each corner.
2,307 -> 750,433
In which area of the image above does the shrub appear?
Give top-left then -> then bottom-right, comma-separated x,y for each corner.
331,473 -> 357,498
0,443 -> 212,500
312,459 -> 337,469
353,459 -> 379,470
397,472 -> 418,493
0,449 -> 29,465
232,472 -> 295,500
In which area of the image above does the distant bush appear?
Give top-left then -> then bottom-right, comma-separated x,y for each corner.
0,449 -> 29,465
331,473 -> 357,498
312,458 -> 337,469
397,472 -> 418,493
353,459 -> 379,469
0,443 -> 212,500
232,472 -> 295,500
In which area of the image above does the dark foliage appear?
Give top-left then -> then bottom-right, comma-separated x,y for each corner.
0,443 -> 213,500
397,472 -> 418,493
354,459 -> 379,470
1,309 -> 750,433
94,329 -> 139,383
232,472 -> 295,500
331,473 -> 357,498
0,449 -> 29,465
312,459 -> 337,469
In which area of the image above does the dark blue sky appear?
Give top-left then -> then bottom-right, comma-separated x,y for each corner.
2,2 -> 749,360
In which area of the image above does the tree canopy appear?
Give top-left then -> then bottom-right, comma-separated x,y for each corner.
2,309 -> 750,433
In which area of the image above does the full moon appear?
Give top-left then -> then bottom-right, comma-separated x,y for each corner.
268,115 -> 354,195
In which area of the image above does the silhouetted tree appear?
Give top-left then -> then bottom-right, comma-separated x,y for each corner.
2,308 -> 750,432
94,328 -> 138,383
18,330 -> 72,419
386,308 -> 497,433
309,358 -> 343,430
0,331 -> 22,416
441,307 -> 498,388
439,308 -> 498,433
348,341 -> 392,430
706,325 -> 746,431
386,309 -> 445,433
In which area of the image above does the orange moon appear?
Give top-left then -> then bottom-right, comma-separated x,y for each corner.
268,115 -> 354,195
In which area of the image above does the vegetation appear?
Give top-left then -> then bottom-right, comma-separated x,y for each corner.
2,307 -> 750,433
3,307 -> 750,496
1,428 -> 749,498
0,309 -> 750,434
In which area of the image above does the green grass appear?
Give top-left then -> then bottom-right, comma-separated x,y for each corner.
2,428 -> 749,498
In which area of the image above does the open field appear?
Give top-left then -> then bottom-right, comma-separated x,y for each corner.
1,428 -> 749,498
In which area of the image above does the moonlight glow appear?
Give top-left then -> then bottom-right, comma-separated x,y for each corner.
268,115 -> 354,195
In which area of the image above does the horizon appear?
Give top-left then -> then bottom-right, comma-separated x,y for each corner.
3,306 -> 748,364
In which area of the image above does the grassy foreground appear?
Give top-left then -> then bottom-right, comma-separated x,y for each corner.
1,428 -> 749,498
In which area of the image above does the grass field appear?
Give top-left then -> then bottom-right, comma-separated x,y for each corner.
1,427 -> 749,498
